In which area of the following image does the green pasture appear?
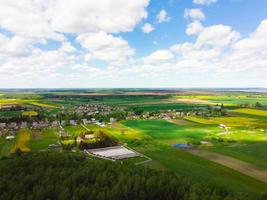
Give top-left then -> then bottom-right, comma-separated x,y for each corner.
63,125 -> 88,137
174,94 -> 267,107
29,128 -> 59,150
118,120 -> 267,199
0,111 -> 21,119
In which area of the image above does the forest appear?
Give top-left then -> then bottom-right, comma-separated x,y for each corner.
0,152 -> 238,200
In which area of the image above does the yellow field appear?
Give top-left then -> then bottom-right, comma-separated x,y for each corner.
232,108 -> 267,117
185,116 -> 263,127
26,101 -> 58,108
11,130 -> 31,153
22,111 -> 38,117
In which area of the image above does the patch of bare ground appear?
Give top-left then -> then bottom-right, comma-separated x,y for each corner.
187,149 -> 267,184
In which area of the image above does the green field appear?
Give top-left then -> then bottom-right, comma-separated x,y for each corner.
119,120 -> 267,199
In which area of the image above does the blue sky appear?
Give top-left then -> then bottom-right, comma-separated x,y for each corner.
0,0 -> 267,88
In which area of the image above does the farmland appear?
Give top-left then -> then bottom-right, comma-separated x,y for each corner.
1,89 -> 267,199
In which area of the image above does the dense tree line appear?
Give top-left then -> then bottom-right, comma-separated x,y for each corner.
0,152 -> 239,200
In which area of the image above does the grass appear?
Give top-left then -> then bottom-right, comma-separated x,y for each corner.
211,142 -> 267,170
174,94 -> 267,107
29,128 -> 59,150
145,149 -> 267,199
120,120 -> 267,199
0,131 -> 16,157
64,125 -> 87,137
0,111 -> 21,119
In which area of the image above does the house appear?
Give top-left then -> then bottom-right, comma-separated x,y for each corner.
110,117 -> 116,123
0,123 -> 6,129
8,122 -> 17,129
69,120 -> 77,125
40,121 -> 49,128
20,122 -> 28,129
32,122 -> 39,129
60,120 -> 65,126
84,134 -> 94,139
59,130 -> 68,138
82,119 -> 89,125
51,121 -> 59,127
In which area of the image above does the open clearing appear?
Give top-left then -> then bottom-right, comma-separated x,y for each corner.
188,149 -> 267,184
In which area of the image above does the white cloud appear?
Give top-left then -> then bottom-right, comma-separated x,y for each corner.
0,0 -> 149,39
234,19 -> 267,55
184,9 -> 205,21
141,23 -> 155,33
186,21 -> 204,35
144,49 -> 174,64
59,42 -> 76,53
156,10 -> 171,23
45,0 -> 149,33
193,0 -> 217,6
196,24 -> 240,47
0,0 -> 64,41
0,34 -> 35,57
77,31 -> 135,65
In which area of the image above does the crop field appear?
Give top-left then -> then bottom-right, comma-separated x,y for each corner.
232,108 -> 267,117
174,94 -> 267,107
11,129 -> 31,153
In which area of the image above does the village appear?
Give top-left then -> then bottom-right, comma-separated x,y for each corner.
0,102 -> 226,140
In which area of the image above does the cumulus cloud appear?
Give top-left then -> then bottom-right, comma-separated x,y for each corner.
193,0 -> 217,6
141,23 -> 155,33
59,42 -> 76,53
196,24 -> 240,47
0,34 -> 35,57
184,9 -> 205,21
234,19 -> 267,55
77,31 -> 135,65
44,0 -> 149,33
0,0 -> 149,36
144,50 -> 174,64
156,10 -> 171,23
186,21 -> 204,35
0,0 -> 64,41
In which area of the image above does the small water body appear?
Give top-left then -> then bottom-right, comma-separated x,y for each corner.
172,143 -> 192,148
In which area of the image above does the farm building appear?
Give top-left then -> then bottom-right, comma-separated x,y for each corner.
88,146 -> 139,160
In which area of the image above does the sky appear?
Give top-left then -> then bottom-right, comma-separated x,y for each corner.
0,0 -> 267,88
